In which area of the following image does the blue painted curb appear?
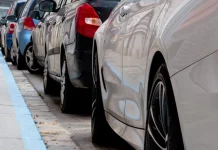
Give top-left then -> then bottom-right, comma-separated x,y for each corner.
0,52 -> 47,150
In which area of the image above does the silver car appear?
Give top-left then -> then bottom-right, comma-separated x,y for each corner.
38,0 -> 119,113
92,0 -> 218,149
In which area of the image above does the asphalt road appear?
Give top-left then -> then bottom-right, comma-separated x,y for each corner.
13,66 -> 133,150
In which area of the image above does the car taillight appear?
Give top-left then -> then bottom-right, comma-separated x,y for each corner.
75,4 -> 102,38
24,17 -> 35,31
8,23 -> 15,34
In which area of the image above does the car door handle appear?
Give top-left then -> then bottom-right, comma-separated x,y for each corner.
120,5 -> 131,17
62,16 -> 66,22
46,22 -> 50,26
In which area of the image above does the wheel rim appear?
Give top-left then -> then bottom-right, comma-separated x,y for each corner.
10,46 -> 15,62
93,53 -> 98,88
146,81 -> 169,150
25,46 -> 39,71
16,49 -> 19,65
91,52 -> 98,133
43,56 -> 48,89
60,60 -> 66,108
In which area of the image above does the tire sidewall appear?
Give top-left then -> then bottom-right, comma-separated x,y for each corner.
145,64 -> 184,150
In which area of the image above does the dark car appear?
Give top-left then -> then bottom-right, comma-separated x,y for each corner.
38,0 -> 119,112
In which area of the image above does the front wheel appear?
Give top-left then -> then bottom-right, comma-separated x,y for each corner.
43,54 -> 58,94
60,56 -> 74,113
24,43 -> 41,74
17,48 -> 25,70
10,45 -> 17,65
145,64 -> 184,150
5,48 -> 11,62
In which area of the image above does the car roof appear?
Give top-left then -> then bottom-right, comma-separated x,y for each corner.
16,0 -> 27,3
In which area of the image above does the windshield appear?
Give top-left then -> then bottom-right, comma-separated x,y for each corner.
13,2 -> 26,18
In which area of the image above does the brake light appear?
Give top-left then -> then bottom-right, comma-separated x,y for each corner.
75,4 -> 102,38
8,23 -> 15,34
24,17 -> 35,31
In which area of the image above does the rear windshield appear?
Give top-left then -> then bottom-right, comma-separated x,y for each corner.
12,2 -> 26,18
21,0 -> 45,18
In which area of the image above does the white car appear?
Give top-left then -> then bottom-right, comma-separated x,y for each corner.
92,0 -> 218,149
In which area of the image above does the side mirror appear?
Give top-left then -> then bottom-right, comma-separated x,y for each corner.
0,19 -> 7,25
29,10 -> 41,20
6,15 -> 17,22
39,0 -> 57,12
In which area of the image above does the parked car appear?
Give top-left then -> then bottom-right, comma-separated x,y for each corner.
0,7 -> 12,52
0,16 -> 6,49
2,0 -> 26,61
39,0 -> 119,112
92,0 -> 218,149
12,0 -> 46,72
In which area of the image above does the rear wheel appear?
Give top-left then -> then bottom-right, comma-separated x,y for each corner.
91,50 -> 118,145
43,54 -> 58,94
5,48 -> 11,62
145,64 -> 184,150
60,56 -> 74,113
16,48 -> 25,70
10,45 -> 17,65
24,43 -> 41,74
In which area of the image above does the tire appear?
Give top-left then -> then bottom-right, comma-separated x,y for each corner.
10,45 -> 17,65
1,47 -> 4,55
145,64 -> 184,150
91,50 -> 118,145
17,49 -> 25,70
60,55 -> 74,113
24,43 -> 41,74
43,54 -> 58,94
5,48 -> 11,62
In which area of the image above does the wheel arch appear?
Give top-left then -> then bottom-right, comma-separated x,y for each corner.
147,51 -> 166,104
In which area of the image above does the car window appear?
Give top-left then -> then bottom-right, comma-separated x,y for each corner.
29,0 -> 45,19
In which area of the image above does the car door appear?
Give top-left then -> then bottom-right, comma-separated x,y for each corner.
34,12 -> 50,62
54,0 -> 82,76
122,0 -> 166,128
102,0 -> 129,123
33,19 -> 42,59
47,0 -> 65,75
48,0 -> 67,76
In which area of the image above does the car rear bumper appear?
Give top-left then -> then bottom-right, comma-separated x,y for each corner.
66,34 -> 93,89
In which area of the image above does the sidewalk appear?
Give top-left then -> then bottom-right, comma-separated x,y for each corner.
0,52 -> 46,150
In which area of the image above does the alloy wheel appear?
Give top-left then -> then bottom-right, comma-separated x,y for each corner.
25,46 -> 39,71
146,81 -> 169,150
43,55 -> 48,89
10,45 -> 16,65
60,60 -> 66,108
16,48 -> 19,65
91,52 -> 98,134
